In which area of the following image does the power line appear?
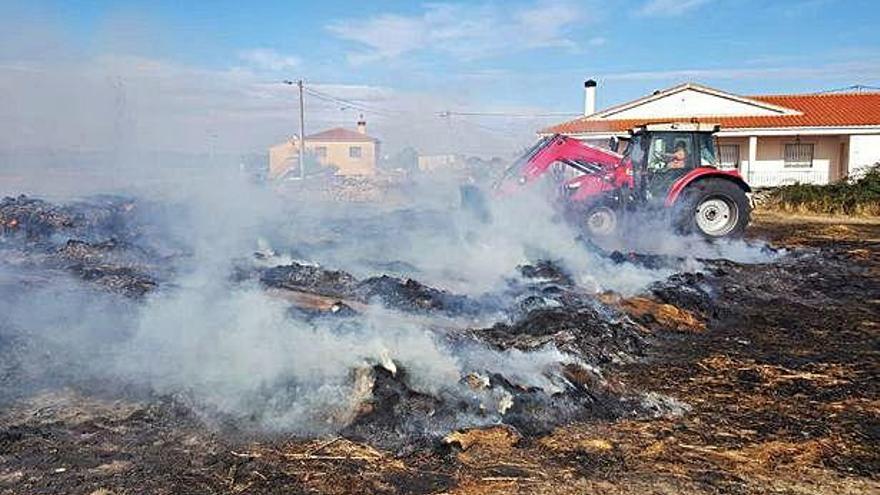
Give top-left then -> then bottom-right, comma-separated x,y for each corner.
283,79 -> 580,122
438,110 -> 581,118
303,86 -> 401,117
817,84 -> 880,94
302,84 -> 579,119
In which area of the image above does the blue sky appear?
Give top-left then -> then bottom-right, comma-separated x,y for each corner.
1,0 -> 879,154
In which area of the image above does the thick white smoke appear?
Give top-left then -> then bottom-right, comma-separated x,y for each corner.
0,11 -> 779,437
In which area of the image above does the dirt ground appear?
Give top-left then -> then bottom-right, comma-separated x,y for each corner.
1,212 -> 878,495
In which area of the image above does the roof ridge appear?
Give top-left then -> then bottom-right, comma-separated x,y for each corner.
306,126 -> 377,141
752,91 -> 880,98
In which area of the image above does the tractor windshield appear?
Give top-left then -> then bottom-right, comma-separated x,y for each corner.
698,133 -> 719,166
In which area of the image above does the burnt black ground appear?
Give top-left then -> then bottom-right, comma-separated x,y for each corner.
1,203 -> 878,494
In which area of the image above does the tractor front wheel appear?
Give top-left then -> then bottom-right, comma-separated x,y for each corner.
680,179 -> 750,238
583,204 -> 619,237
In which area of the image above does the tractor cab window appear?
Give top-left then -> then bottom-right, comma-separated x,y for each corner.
642,132 -> 696,202
698,133 -> 718,167
647,133 -> 695,171
625,134 -> 645,165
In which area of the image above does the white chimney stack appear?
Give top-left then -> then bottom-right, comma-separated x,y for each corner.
356,114 -> 367,134
584,79 -> 597,116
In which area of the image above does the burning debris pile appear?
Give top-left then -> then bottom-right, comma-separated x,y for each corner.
0,195 -> 177,296
235,256 -> 682,450
255,261 -> 487,316
0,194 -> 706,453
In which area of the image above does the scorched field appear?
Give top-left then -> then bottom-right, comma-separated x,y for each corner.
0,193 -> 877,495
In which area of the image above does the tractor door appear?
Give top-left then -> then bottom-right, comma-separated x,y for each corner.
643,132 -> 698,203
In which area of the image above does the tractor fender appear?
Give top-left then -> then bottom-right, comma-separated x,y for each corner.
664,168 -> 751,207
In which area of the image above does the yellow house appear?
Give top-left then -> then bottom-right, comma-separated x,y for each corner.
268,119 -> 379,179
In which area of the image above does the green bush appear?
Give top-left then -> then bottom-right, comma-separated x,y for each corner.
766,164 -> 880,216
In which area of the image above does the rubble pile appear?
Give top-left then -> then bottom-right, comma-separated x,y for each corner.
277,175 -> 408,203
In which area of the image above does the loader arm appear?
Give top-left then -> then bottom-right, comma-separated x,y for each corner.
495,135 -> 624,194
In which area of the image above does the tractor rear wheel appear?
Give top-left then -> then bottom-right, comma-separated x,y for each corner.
680,179 -> 750,238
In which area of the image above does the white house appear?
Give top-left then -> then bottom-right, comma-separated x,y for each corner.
542,82 -> 880,187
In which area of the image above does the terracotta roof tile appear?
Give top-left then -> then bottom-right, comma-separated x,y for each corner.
306,127 -> 377,142
542,92 -> 880,135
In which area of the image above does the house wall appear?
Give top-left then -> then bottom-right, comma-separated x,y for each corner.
606,88 -> 784,119
732,135 -> 840,187
848,134 -> 880,178
267,139 -> 378,178
268,140 -> 299,179
418,154 -> 461,172
311,140 -> 377,176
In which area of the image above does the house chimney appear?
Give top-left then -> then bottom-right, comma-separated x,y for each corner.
356,114 -> 366,134
584,79 -> 597,116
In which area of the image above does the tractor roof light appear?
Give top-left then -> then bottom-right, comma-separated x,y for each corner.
634,122 -> 721,133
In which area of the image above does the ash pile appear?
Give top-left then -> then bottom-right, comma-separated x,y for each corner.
2,194 -> 695,453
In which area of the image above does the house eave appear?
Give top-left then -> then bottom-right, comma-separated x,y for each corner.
716,125 -> 880,137
540,125 -> 880,139
593,82 -> 802,119
537,131 -> 627,139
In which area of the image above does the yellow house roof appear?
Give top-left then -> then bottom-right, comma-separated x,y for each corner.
306,127 -> 377,142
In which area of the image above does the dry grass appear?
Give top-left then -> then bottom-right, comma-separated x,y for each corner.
600,293 -> 706,333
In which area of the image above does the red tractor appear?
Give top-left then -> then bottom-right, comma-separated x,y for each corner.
480,122 -> 751,239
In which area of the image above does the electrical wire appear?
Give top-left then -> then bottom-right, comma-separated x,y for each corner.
816,84 -> 880,94
438,110 -> 582,118
304,86 -> 402,117
290,81 -> 579,123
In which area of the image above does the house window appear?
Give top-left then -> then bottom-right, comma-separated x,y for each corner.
784,143 -> 814,168
349,146 -> 362,159
718,144 -> 740,169
315,146 -> 327,158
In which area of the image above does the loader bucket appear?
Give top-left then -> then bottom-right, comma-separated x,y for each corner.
460,184 -> 491,223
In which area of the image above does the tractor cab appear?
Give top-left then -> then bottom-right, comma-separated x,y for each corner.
624,122 -> 722,204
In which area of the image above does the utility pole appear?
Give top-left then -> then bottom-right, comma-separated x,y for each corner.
297,79 -> 305,179
283,79 -> 306,179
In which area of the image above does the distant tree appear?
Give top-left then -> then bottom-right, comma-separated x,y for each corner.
384,147 -> 419,173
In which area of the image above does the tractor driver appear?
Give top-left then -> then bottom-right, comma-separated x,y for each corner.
667,141 -> 688,169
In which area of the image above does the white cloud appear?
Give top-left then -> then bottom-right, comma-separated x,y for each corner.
238,48 -> 300,72
327,0 -> 592,64
637,0 -> 711,17
601,60 -> 880,82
